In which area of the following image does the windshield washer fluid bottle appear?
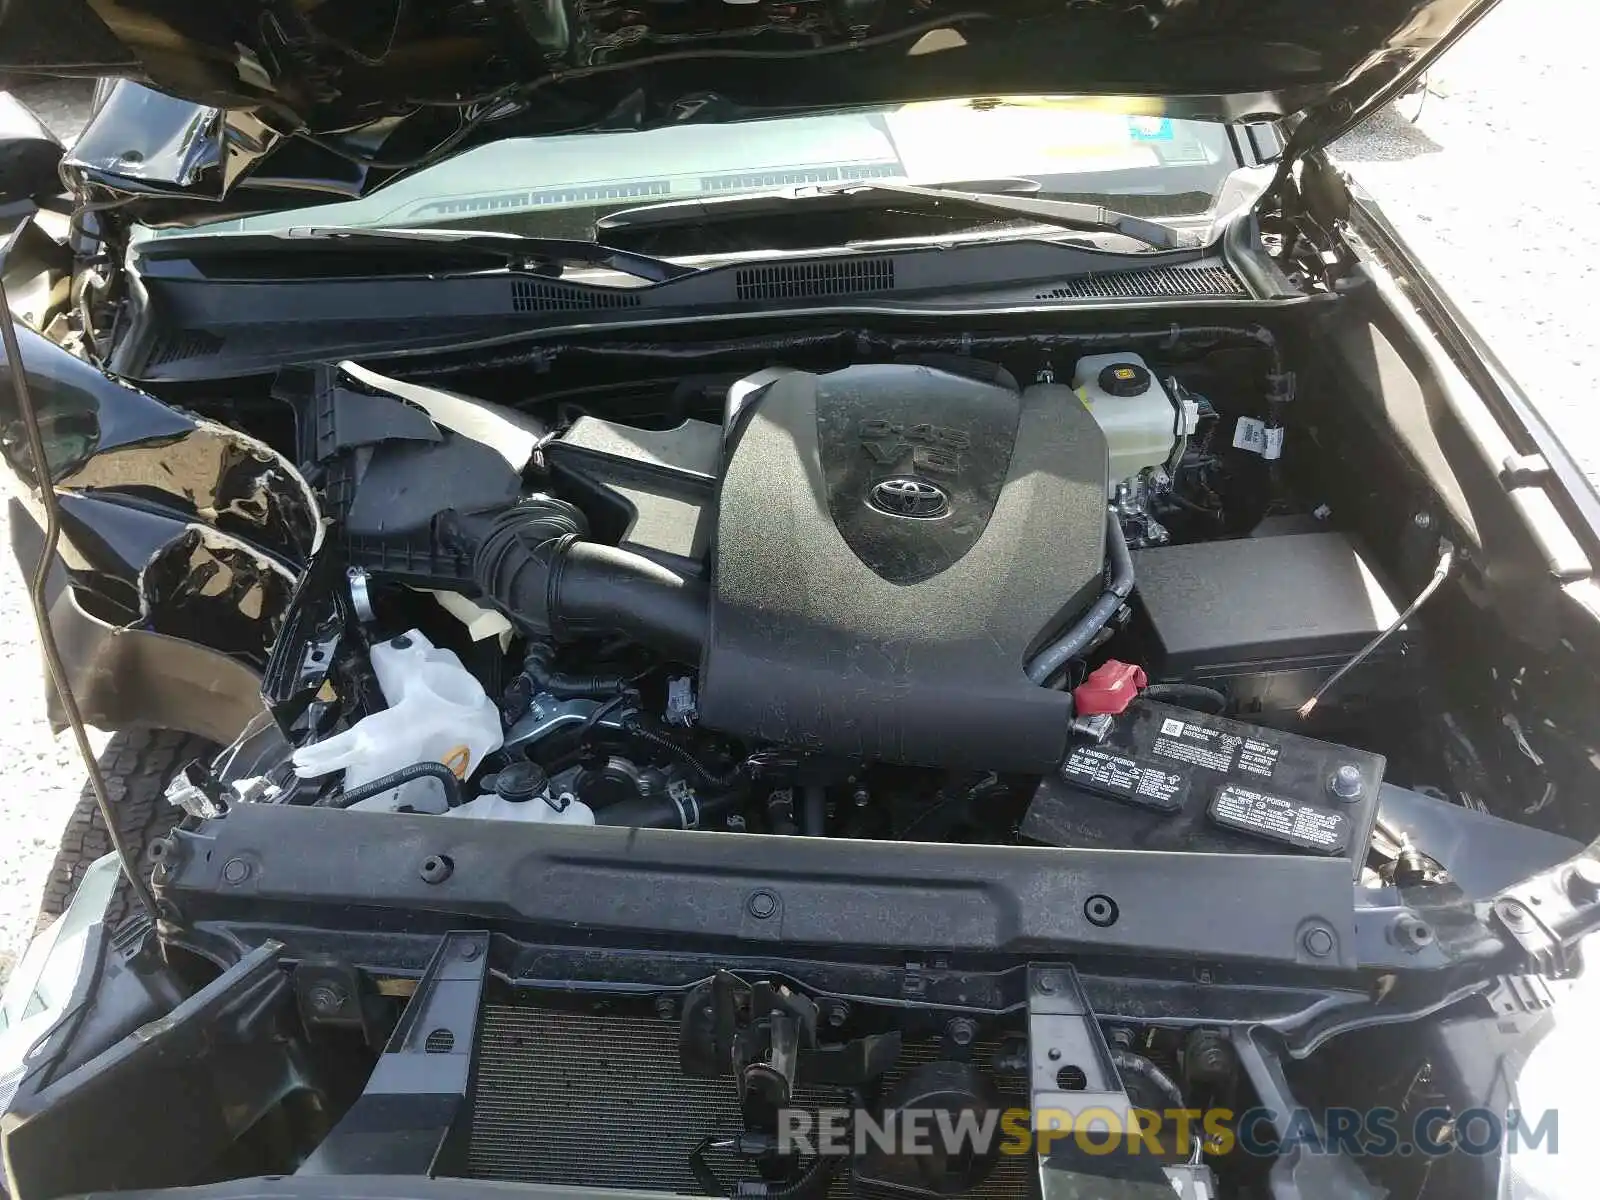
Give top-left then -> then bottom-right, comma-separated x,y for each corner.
292,629 -> 503,812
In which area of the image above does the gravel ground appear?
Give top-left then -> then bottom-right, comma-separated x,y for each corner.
0,0 -> 1590,973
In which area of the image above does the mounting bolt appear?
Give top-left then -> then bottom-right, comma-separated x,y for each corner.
459,941 -> 481,961
1301,927 -> 1335,958
823,999 -> 850,1027
419,854 -> 454,885
1567,859 -> 1600,905
1047,1047 -> 1062,1061
307,984 -> 347,1015
1413,512 -> 1433,530
946,1017 -> 978,1047
1390,914 -> 1434,952
222,857 -> 251,885
747,890 -> 778,919
1499,901 -> 1530,930
1035,972 -> 1060,995
654,995 -> 678,1021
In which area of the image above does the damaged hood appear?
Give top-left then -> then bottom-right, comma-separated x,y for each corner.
2,0 -> 1497,219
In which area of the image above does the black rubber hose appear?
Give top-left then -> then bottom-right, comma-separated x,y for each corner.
799,784 -> 827,837
456,498 -> 707,664
594,788 -> 743,831
1025,511 -> 1135,684
1144,683 -> 1227,714
519,641 -> 629,700
317,761 -> 464,810
735,1154 -> 842,1200
1111,1050 -> 1185,1110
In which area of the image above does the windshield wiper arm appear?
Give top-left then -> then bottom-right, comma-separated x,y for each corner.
599,180 -> 1182,251
256,226 -> 695,283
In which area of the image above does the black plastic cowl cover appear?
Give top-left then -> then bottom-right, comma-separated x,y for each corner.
700,364 -> 1108,772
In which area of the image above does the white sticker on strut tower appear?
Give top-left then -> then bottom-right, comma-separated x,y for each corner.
1232,417 -> 1285,460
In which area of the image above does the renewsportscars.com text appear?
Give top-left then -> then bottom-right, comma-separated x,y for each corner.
776,1105 -> 1559,1159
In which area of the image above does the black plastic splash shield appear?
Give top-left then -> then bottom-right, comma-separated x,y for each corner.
155,803 -> 1357,967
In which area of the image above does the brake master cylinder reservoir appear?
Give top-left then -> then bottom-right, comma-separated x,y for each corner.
1072,352 -> 1199,491
292,629 -> 503,812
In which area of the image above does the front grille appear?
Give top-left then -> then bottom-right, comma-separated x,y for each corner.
1035,264 -> 1246,301
465,1005 -> 1031,1198
735,258 -> 895,302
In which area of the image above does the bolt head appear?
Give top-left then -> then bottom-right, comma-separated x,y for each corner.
747,890 -> 778,919
1414,512 -> 1433,529
1302,927 -> 1335,958
222,857 -> 251,885
307,984 -> 347,1015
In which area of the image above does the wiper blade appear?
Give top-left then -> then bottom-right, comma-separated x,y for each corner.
599,179 -> 1182,251
149,226 -> 695,284
286,226 -> 696,283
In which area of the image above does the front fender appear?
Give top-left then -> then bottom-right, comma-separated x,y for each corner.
0,320 -> 317,740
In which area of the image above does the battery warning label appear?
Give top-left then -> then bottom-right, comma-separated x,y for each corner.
1209,784 -> 1347,853
1151,717 -> 1238,773
1062,746 -> 1183,812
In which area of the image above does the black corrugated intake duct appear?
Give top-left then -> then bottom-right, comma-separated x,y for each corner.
445,497 -> 707,665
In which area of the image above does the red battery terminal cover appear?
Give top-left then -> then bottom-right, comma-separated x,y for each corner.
1073,660 -> 1148,716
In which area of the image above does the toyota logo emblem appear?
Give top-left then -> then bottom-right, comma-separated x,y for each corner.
869,476 -> 950,519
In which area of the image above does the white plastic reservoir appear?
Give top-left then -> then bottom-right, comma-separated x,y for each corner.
1071,352 -> 1199,491
291,629 -> 504,812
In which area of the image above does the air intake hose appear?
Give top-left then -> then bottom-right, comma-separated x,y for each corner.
449,498 -> 707,665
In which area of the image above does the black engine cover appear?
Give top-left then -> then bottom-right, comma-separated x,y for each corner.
699,364 -> 1108,772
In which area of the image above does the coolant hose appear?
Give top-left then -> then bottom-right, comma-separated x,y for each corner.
594,788 -> 743,831
1025,511 -> 1135,684
518,641 -> 629,700
457,499 -> 708,664
317,761 -> 464,810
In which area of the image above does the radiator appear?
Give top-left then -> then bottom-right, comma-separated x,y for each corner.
465,1005 -> 1032,1199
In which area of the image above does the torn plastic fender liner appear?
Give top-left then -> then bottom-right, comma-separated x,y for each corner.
0,319 -> 321,565
12,519 -> 267,745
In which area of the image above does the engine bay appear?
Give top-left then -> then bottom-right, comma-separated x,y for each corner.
11,295 -> 1600,1200
164,318 -> 1514,894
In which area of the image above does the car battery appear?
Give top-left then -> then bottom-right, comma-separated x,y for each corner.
1021,701 -> 1384,875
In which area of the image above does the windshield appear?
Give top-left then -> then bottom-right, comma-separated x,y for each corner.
168,99 -> 1266,243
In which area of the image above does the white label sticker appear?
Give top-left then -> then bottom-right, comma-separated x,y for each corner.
1160,718 -> 1186,737
1263,425 -> 1285,460
1233,416 -> 1267,454
1232,417 -> 1285,460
